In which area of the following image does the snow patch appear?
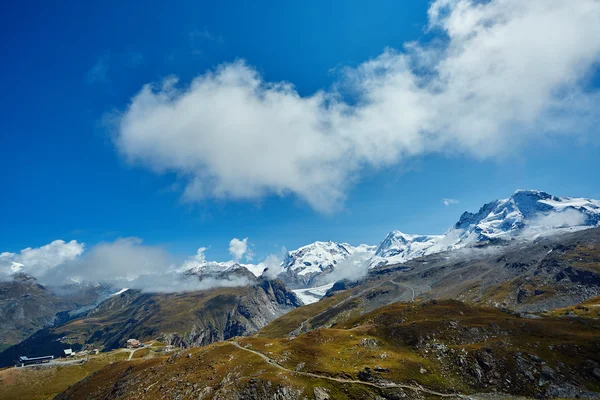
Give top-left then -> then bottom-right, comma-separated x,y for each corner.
110,288 -> 129,296
293,282 -> 335,305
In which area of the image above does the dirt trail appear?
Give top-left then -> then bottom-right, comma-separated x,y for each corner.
125,348 -> 144,361
229,341 -> 467,398
389,280 -> 416,301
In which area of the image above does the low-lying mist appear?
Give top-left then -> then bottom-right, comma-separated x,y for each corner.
0,237 -> 263,293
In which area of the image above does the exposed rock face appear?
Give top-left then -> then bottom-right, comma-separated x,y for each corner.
0,274 -> 108,351
154,279 -> 301,348
0,278 -> 300,367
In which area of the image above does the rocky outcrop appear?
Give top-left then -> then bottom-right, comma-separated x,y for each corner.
0,274 -> 107,351
0,278 -> 300,366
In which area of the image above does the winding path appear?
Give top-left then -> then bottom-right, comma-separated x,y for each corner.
229,341 -> 466,398
389,280 -> 416,302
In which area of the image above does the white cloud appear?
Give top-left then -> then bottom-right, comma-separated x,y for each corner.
37,238 -> 252,293
442,198 -> 459,206
318,249 -> 373,284
229,237 -> 252,262
260,250 -> 287,279
114,0 -> 600,213
177,246 -> 209,272
40,237 -> 170,285
0,240 -> 85,280
528,208 -> 587,229
0,238 -> 261,292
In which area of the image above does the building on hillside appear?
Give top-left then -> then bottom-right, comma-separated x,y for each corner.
126,338 -> 142,348
15,355 -> 54,367
63,348 -> 74,357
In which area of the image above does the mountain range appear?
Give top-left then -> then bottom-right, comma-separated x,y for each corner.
2,189 -> 600,399
2,189 -> 598,352
9,225 -> 600,400
182,190 -> 600,296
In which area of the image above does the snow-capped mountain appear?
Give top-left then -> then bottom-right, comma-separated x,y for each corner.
370,190 -> 600,268
446,190 -> 600,248
179,190 -> 600,292
368,231 -> 442,268
280,241 -> 376,288
180,260 -> 266,279
283,241 -> 374,276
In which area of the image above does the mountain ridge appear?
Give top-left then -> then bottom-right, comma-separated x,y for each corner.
277,190 -> 600,288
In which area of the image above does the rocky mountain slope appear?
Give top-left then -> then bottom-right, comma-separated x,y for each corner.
3,226 -> 600,399
260,227 -> 600,339
0,277 -> 300,367
279,190 -> 600,288
0,274 -> 109,352
2,190 -> 597,361
51,299 -> 600,400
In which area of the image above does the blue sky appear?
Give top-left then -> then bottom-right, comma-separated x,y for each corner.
1,0 -> 600,262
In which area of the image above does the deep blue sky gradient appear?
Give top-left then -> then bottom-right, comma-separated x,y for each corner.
1,0 -> 599,260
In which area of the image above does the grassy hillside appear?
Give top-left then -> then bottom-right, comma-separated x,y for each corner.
0,350 -> 137,400
543,296 -> 600,318
52,299 -> 600,399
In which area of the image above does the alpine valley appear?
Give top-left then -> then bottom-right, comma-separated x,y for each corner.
2,190 -> 600,400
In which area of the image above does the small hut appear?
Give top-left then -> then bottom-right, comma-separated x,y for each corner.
126,338 -> 142,348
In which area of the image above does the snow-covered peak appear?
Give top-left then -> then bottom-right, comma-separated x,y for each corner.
451,190 -> 600,245
283,241 -> 352,277
109,288 -> 129,297
369,190 -> 600,270
375,231 -> 440,256
283,240 -> 376,277
180,259 -> 265,278
370,231 -> 442,268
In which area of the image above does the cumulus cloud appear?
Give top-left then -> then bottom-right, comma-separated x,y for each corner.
177,246 -> 209,272
261,251 -> 286,279
442,198 -> 459,206
41,237 -> 170,286
0,238 -> 257,293
127,273 -> 252,293
229,237 -> 253,262
46,238 -> 256,293
0,240 -> 84,280
114,0 -> 600,212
